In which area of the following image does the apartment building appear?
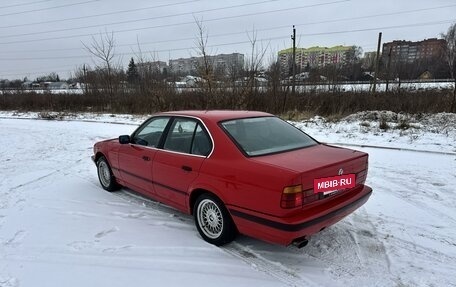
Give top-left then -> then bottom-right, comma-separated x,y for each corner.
382,38 -> 446,64
278,45 -> 355,74
137,61 -> 169,76
169,53 -> 244,75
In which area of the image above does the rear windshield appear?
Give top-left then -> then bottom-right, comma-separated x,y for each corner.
220,116 -> 317,156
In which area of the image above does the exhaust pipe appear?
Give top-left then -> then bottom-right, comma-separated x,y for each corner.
291,237 -> 309,248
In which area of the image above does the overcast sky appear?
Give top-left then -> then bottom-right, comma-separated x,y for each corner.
0,0 -> 455,80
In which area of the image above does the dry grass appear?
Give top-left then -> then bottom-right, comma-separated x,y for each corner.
0,88 -> 453,118
379,117 -> 390,130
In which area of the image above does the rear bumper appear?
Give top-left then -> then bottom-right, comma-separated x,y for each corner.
229,185 -> 372,245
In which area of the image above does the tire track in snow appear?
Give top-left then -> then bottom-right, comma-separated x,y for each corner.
81,183 -> 195,229
377,229 -> 456,265
2,158 -> 86,212
0,276 -> 19,287
112,189 -> 192,224
305,227 -> 370,280
374,170 -> 456,225
374,229 -> 456,286
8,170 -> 61,192
347,210 -> 393,276
8,158 -> 84,192
3,230 -> 26,246
294,213 -> 395,286
222,242 -> 321,287
109,188 -> 319,286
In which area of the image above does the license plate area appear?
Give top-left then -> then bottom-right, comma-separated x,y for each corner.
314,174 -> 356,194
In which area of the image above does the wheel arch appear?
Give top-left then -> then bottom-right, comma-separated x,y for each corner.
94,151 -> 106,163
190,187 -> 239,245
189,188 -> 226,216
189,188 -> 210,215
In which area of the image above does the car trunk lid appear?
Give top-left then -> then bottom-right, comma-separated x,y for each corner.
251,144 -> 368,205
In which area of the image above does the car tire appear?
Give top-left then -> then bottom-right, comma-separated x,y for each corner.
194,193 -> 236,246
96,156 -> 120,192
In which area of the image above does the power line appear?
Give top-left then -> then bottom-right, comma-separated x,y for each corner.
0,0 -> 350,45
6,0 -> 449,32
0,0 -> 201,29
1,55 -> 91,61
298,4 -> 456,29
7,0 -> 452,40
298,19 -> 454,37
0,0 -> 286,39
129,5 -> 455,49
0,5 -> 453,78
1,19 -> 453,62
0,2 -> 453,50
0,0 -> 99,17
0,0 -> 55,9
124,19 -> 456,54
0,64 -> 81,78
0,38 -> 277,77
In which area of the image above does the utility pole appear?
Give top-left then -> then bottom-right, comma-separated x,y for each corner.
291,25 -> 296,97
372,32 -> 382,93
283,25 -> 296,112
83,64 -> 88,94
385,46 -> 392,92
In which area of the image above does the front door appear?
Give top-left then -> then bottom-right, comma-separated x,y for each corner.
117,144 -> 156,195
117,116 -> 171,195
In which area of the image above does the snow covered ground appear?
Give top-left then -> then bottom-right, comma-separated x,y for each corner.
0,111 -> 455,287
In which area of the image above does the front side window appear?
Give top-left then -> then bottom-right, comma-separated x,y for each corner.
220,116 -> 317,156
133,117 -> 170,147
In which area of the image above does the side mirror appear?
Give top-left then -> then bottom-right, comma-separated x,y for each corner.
119,135 -> 131,144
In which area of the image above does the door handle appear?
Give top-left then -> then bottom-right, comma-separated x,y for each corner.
182,165 -> 192,172
142,156 -> 150,161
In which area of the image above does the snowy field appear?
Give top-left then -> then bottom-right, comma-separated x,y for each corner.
0,111 -> 455,287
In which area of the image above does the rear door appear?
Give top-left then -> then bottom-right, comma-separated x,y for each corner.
117,116 -> 171,195
152,117 -> 212,210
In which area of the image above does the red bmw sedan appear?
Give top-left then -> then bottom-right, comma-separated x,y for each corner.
92,111 -> 372,247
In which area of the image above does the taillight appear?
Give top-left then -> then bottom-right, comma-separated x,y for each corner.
282,183 -> 349,208
356,169 -> 367,185
281,185 -> 303,208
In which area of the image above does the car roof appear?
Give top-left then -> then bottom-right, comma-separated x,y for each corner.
159,110 -> 273,122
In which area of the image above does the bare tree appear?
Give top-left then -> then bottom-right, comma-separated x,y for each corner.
241,28 -> 269,109
83,32 -> 115,73
265,54 -> 283,113
194,17 -> 214,108
131,39 -> 170,111
442,23 -> 456,112
83,31 -> 117,108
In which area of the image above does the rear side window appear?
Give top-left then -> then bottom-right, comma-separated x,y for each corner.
163,118 -> 212,156
164,118 -> 197,153
221,116 -> 317,156
191,125 -> 212,156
